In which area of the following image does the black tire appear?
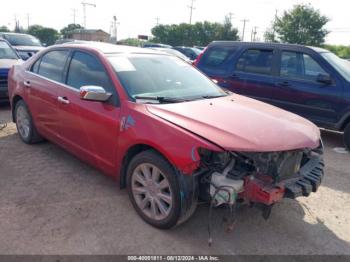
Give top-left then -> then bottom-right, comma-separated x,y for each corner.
126,150 -> 183,229
344,123 -> 350,151
14,100 -> 43,144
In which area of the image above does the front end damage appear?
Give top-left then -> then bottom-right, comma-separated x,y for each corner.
191,142 -> 324,245
196,141 -> 324,218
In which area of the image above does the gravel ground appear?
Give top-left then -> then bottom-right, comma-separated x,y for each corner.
0,102 -> 349,255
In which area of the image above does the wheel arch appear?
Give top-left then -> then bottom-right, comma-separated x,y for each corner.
11,95 -> 24,122
119,143 -> 175,189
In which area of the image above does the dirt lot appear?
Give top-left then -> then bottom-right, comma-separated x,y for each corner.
0,102 -> 349,255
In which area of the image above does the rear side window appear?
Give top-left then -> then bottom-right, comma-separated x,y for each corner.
236,49 -> 273,75
199,46 -> 236,73
37,50 -> 69,83
67,51 -> 113,91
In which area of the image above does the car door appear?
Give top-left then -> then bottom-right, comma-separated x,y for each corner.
24,49 -> 70,141
229,48 -> 286,102
273,49 -> 343,126
56,50 -> 121,173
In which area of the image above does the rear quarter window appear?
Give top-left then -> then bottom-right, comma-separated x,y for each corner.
198,46 -> 237,75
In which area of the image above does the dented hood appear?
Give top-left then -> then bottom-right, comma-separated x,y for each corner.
146,94 -> 320,152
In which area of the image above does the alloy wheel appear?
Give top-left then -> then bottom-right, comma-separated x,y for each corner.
131,163 -> 173,220
16,106 -> 31,139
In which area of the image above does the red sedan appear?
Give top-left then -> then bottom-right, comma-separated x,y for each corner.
8,42 -> 324,229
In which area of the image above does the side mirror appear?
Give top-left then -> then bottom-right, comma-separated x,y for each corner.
317,73 -> 333,85
79,86 -> 112,102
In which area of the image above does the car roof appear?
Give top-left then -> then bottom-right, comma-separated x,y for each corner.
58,41 -> 166,55
0,32 -> 33,37
208,41 -> 330,53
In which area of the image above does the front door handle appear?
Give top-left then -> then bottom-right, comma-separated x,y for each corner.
23,80 -> 31,87
57,96 -> 70,105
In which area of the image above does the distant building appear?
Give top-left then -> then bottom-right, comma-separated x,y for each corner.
67,29 -> 110,42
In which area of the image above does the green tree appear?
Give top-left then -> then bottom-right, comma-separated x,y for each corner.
118,38 -> 143,47
0,26 -> 10,32
272,4 -> 329,46
151,18 -> 239,46
323,45 -> 350,59
60,24 -> 84,38
27,25 -> 59,46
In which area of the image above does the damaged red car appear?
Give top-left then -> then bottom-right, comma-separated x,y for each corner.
8,42 -> 324,229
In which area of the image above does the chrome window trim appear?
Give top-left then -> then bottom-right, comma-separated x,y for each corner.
25,70 -> 80,93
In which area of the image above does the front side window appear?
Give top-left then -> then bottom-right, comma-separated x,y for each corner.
67,51 -> 113,91
280,51 -> 326,81
236,49 -> 273,75
37,50 -> 69,83
108,54 -> 226,101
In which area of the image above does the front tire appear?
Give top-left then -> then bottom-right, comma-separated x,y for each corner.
126,150 -> 182,229
15,100 -> 43,144
344,123 -> 350,151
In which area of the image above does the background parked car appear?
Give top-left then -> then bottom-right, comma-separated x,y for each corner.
148,47 -> 191,62
195,41 -> 350,150
143,43 -> 172,48
0,38 -> 22,101
0,32 -> 44,60
173,46 -> 202,60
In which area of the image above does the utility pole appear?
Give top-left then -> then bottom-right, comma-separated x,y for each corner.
188,0 -> 195,24
81,1 -> 96,28
228,12 -> 234,23
253,26 -> 258,41
113,15 -> 119,43
241,19 -> 249,41
155,17 -> 160,26
27,13 -> 30,29
72,8 -> 78,24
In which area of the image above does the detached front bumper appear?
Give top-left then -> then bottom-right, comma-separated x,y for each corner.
241,151 -> 324,205
284,155 -> 325,199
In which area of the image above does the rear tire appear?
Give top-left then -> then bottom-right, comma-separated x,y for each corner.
344,123 -> 350,151
15,100 -> 43,144
126,150 -> 183,229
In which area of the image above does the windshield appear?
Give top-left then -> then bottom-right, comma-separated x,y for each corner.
108,54 -> 226,102
321,52 -> 350,82
4,34 -> 42,47
0,41 -> 18,59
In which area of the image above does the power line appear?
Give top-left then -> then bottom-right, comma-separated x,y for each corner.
188,0 -> 196,24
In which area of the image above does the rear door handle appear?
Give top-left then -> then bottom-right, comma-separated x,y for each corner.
23,80 -> 31,87
57,96 -> 70,105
